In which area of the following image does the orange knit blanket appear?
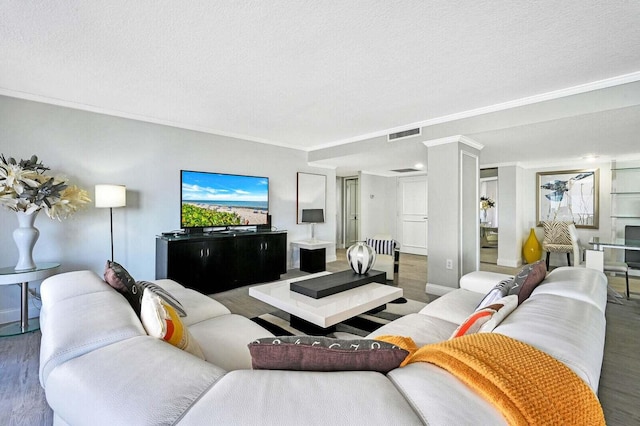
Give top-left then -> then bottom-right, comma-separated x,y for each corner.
377,333 -> 605,425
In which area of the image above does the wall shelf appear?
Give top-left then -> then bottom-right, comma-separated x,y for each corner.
610,161 -> 640,245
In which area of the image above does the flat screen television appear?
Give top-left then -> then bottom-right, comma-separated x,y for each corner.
180,170 -> 269,230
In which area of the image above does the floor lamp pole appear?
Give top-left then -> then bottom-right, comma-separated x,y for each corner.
109,207 -> 114,262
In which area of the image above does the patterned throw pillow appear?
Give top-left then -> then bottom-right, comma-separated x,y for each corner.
248,336 -> 409,373
104,261 -> 186,317
507,260 -> 547,304
451,295 -> 518,338
140,289 -> 204,359
104,260 -> 141,313
476,278 -> 515,310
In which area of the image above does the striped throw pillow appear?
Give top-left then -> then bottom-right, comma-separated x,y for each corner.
366,238 -> 397,256
140,289 -> 204,359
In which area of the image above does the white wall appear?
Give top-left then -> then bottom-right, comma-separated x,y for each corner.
358,173 -> 397,240
497,165 -> 525,268
0,95 -> 335,323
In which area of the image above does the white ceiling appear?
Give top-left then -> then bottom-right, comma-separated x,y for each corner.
2,1 -> 640,175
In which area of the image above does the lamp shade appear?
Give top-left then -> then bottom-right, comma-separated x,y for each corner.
301,208 -> 324,223
95,184 -> 126,208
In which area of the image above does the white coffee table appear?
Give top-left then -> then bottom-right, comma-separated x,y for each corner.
249,271 -> 403,331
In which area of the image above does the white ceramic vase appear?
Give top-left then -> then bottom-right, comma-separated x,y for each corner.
480,209 -> 487,223
346,241 -> 376,275
13,210 -> 40,271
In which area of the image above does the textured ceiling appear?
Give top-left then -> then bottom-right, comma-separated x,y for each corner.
1,1 -> 640,173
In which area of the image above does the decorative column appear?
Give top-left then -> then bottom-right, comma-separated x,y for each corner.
424,136 -> 483,295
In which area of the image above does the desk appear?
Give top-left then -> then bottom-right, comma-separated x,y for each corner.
0,262 -> 60,336
586,238 -> 640,271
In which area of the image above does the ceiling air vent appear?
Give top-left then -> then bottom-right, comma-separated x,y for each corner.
391,168 -> 420,173
388,128 -> 421,142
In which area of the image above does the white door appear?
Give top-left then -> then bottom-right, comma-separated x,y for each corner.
397,176 -> 428,255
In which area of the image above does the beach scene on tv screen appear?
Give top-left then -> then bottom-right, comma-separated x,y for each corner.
181,171 -> 268,227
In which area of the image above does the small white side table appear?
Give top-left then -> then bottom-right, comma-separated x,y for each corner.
0,262 -> 60,336
291,240 -> 333,272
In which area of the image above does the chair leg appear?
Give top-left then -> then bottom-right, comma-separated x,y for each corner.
567,253 -> 571,267
546,252 -> 550,270
626,270 -> 630,299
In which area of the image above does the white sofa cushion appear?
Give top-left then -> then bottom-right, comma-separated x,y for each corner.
387,363 -> 507,425
418,289 -> 485,325
40,270 -> 114,307
189,314 -> 274,370
179,369 -> 423,425
45,336 -> 225,426
366,313 -> 458,346
151,279 -> 232,326
492,293 -> 605,392
530,266 -> 607,313
459,271 -> 514,294
39,288 -> 146,387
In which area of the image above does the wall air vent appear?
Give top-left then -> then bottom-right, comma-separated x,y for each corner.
388,128 -> 421,142
391,168 -> 420,173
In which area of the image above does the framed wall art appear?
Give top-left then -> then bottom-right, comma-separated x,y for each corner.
536,168 -> 599,229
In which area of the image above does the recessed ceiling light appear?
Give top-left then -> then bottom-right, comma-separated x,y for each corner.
414,163 -> 424,169
581,154 -> 600,162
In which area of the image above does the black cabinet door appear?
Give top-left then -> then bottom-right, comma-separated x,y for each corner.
234,233 -> 286,285
262,233 -> 287,279
233,235 -> 265,285
201,238 -> 234,293
166,240 -> 207,291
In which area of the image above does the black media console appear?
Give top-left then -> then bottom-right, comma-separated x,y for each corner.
155,230 -> 287,294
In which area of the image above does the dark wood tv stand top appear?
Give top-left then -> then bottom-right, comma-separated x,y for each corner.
157,229 -> 286,241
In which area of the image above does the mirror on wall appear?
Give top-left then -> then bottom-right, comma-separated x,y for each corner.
297,172 -> 326,224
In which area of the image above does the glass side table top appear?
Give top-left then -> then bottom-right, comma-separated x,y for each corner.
588,238 -> 640,251
0,262 -> 61,336
0,262 -> 60,277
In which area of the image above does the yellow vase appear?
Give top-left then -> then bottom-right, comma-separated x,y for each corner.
523,228 -> 542,264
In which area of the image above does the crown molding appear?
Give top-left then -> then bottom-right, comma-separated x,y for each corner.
309,71 -> 640,151
0,87 -> 305,151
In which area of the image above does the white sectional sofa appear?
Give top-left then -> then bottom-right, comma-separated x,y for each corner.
39,266 -> 608,425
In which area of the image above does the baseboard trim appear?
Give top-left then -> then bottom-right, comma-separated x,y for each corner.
0,307 -> 39,326
497,258 -> 522,268
425,282 -> 457,297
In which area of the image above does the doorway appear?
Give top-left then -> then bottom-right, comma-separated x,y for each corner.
480,169 -> 499,264
343,177 -> 359,247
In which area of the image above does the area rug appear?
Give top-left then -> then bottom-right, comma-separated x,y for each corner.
251,299 -> 426,338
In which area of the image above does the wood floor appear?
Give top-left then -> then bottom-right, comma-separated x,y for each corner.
1,251 -> 638,425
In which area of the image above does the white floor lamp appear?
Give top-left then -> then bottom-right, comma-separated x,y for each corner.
95,184 -> 126,262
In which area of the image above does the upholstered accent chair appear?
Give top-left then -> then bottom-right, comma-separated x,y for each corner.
366,235 -> 399,283
541,221 -> 574,270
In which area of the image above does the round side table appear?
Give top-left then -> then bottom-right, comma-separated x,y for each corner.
0,262 -> 61,336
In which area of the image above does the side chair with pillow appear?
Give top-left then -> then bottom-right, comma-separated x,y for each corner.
541,221 -> 574,270
366,234 -> 400,284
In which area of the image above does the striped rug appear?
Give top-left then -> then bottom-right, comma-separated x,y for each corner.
251,299 -> 426,338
